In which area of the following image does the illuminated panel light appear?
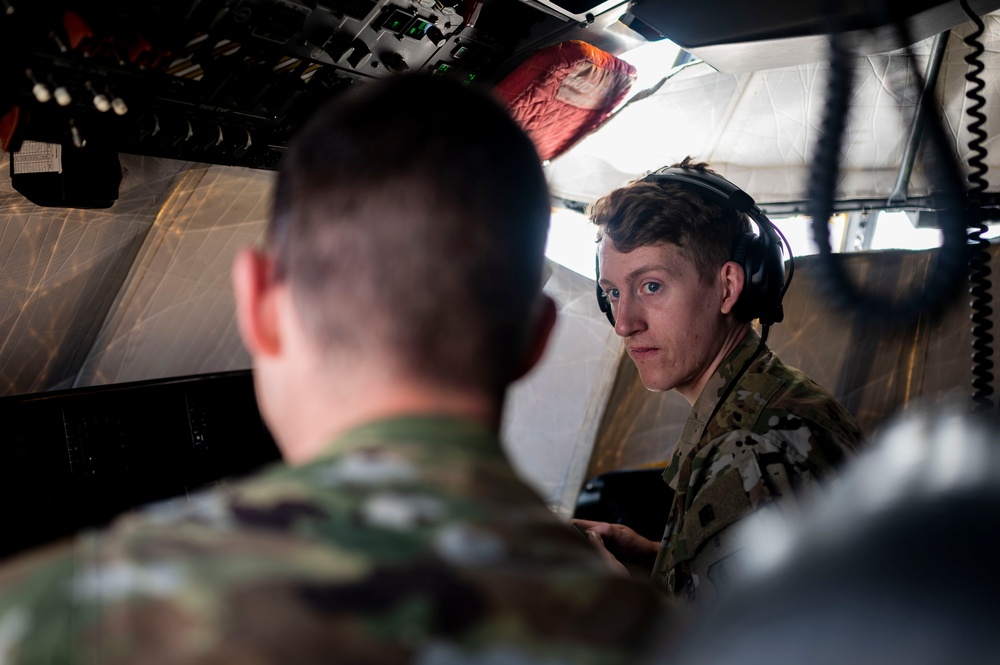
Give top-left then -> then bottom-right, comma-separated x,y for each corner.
383,9 -> 412,34
404,17 -> 432,40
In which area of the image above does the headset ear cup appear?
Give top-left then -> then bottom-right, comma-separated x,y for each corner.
595,253 -> 616,325
597,281 -> 615,325
731,232 -> 756,321
757,225 -> 786,324
731,232 -> 752,268
735,225 -> 786,325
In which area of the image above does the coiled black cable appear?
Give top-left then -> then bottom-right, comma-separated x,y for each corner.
807,15 -> 971,332
959,0 -> 994,412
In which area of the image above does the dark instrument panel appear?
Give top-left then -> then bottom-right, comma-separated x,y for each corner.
0,371 -> 281,560
0,1 -> 562,172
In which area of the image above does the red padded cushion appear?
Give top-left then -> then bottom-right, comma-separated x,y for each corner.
495,40 -> 636,162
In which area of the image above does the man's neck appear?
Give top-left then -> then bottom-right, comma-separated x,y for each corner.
275,371 -> 500,466
677,323 -> 753,405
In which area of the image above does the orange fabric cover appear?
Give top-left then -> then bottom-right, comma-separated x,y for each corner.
495,41 -> 636,162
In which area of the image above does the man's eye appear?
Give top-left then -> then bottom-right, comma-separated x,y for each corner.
642,283 -> 661,294
606,288 -> 620,300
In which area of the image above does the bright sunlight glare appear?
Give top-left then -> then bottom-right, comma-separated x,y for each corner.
546,207 -> 597,280
616,39 -> 683,93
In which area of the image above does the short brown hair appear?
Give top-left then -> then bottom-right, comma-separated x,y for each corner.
269,75 -> 550,395
588,157 -> 751,282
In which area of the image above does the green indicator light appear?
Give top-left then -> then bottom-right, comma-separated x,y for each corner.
405,20 -> 430,38
384,10 -> 412,33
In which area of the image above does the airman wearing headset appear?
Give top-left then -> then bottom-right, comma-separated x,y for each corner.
573,157 -> 865,605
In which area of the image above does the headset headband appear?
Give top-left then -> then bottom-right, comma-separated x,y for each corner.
643,167 -> 757,214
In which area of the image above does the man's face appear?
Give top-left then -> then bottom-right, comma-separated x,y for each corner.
598,240 -> 730,398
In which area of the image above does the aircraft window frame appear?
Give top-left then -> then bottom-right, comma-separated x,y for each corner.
544,206 -> 989,281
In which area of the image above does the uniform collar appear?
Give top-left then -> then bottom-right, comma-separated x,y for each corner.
318,414 -> 503,461
671,329 -> 764,481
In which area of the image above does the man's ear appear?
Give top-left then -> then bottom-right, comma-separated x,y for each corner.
232,248 -> 283,358
512,294 -> 557,382
719,261 -> 745,315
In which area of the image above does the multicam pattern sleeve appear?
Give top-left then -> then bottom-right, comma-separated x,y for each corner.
0,416 -> 665,665
651,330 -> 865,604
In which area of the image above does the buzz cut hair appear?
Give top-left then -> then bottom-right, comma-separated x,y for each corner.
268,74 -> 551,395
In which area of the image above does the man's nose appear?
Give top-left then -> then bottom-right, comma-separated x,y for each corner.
613,294 -> 644,337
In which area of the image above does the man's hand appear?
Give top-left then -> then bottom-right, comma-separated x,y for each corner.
571,520 -> 659,577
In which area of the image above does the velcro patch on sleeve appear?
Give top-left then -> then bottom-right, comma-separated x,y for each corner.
678,468 -> 751,558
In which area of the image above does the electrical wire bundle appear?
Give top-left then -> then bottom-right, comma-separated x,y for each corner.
807,12 -> 972,334
959,0 -> 995,411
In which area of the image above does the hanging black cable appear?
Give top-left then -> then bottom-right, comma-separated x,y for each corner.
807,14 -> 971,332
959,0 -> 995,412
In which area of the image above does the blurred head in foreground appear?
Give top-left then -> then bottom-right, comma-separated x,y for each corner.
653,403 -> 1000,665
233,73 -> 556,460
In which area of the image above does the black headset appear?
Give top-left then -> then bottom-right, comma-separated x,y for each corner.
596,166 -> 791,327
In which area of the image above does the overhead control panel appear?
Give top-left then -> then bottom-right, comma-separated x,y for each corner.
0,1 -> 555,171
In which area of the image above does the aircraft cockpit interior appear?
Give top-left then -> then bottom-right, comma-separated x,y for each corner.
2,3 -> 1000,640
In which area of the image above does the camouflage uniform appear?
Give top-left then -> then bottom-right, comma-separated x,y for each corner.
652,329 -> 864,603
0,416 -> 664,664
